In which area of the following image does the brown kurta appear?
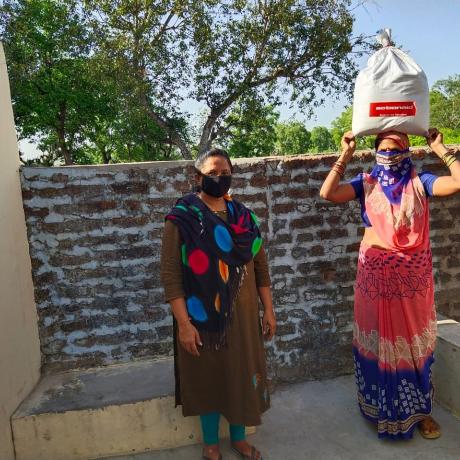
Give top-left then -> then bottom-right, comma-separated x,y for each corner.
160,211 -> 271,426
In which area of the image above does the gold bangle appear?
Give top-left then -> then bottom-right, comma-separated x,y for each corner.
332,163 -> 345,178
332,170 -> 344,179
441,149 -> 455,164
443,153 -> 456,165
442,149 -> 454,161
446,157 -> 457,168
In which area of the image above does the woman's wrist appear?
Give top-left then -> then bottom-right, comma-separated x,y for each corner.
340,149 -> 353,162
177,317 -> 192,329
338,151 -> 353,166
332,153 -> 351,179
443,152 -> 457,168
432,144 -> 449,157
435,147 -> 457,168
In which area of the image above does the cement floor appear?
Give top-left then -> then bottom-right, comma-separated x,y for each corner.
102,375 -> 460,460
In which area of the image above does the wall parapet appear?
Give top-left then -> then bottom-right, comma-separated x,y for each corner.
20,147 -> 460,381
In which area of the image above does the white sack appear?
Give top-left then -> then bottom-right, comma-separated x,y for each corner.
352,29 -> 429,137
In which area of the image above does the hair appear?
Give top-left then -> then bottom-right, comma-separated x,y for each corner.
194,148 -> 234,174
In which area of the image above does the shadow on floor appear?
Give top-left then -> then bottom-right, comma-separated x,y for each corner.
101,375 -> 460,460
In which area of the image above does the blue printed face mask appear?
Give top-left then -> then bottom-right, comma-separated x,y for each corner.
372,149 -> 412,204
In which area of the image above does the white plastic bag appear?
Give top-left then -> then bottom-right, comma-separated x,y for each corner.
352,29 -> 429,137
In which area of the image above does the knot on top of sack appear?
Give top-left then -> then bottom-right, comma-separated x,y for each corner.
376,28 -> 392,47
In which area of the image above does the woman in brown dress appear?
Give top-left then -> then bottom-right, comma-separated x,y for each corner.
161,148 -> 276,460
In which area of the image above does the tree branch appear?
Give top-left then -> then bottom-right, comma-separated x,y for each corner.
150,10 -> 175,48
140,92 -> 192,159
56,101 -> 73,165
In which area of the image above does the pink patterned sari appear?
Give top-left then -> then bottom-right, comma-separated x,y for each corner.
353,169 -> 437,439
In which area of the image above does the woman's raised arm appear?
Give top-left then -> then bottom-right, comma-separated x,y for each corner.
320,131 -> 357,203
426,128 -> 460,197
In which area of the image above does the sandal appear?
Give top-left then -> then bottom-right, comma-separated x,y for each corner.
418,416 -> 441,439
232,445 -> 263,460
202,446 -> 222,460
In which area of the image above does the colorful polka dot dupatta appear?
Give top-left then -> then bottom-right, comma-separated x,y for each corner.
166,193 -> 263,349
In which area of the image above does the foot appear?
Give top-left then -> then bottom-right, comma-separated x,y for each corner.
231,440 -> 263,459
418,416 -> 441,439
202,443 -> 221,460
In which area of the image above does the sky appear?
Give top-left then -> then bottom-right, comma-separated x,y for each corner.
20,0 -> 460,158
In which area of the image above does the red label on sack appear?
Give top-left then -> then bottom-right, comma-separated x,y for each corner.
369,101 -> 417,117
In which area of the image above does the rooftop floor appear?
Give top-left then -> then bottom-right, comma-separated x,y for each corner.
103,374 -> 460,460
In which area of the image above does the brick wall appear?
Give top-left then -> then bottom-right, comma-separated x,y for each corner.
20,149 -> 460,381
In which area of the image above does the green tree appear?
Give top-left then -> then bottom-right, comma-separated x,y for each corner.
430,75 -> 460,131
407,135 -> 426,148
330,106 -> 374,150
0,0 -> 103,165
274,121 -> 311,155
1,0 -> 187,165
309,126 -> 335,153
221,97 -> 279,158
441,129 -> 460,144
87,0 -> 368,159
2,0 -> 370,163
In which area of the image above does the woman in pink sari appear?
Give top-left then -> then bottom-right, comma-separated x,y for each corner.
320,129 -> 460,440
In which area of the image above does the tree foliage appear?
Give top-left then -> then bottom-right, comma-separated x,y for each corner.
330,106 -> 374,150
309,126 -> 335,152
1,0 -> 368,164
0,0 -> 98,164
275,121 -> 311,155
430,75 -> 460,132
221,96 -> 279,158
8,2 -> 458,163
187,0 -> 364,156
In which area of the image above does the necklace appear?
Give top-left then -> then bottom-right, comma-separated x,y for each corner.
197,193 -> 227,213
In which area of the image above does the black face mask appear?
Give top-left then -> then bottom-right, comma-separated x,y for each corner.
200,174 -> 232,198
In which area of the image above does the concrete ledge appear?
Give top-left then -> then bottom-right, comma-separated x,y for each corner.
12,358 -> 254,460
12,319 -> 459,460
433,318 -> 460,418
100,375 -> 460,460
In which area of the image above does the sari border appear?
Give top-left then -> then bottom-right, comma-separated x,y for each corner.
357,392 -> 432,437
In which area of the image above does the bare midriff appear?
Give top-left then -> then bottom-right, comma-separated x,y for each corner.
361,227 -> 392,250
